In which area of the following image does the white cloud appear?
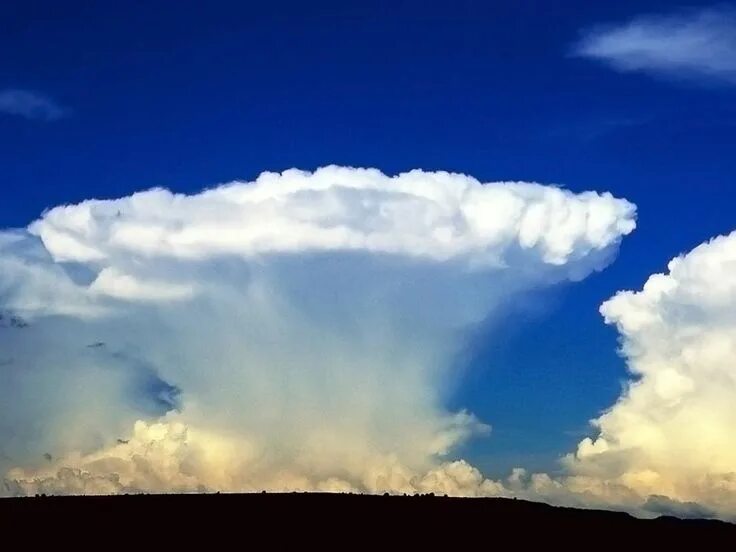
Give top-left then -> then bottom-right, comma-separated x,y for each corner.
90,267 -> 196,302
28,166 -> 635,268
0,89 -> 67,121
493,230 -> 736,522
563,230 -> 736,520
4,419 -> 509,497
0,166 -> 635,501
7,178 -> 735,521
573,7 -> 736,84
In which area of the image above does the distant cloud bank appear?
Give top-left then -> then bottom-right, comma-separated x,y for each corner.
573,6 -> 736,84
0,89 -> 68,121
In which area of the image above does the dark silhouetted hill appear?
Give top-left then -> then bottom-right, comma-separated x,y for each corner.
1,492 -> 733,545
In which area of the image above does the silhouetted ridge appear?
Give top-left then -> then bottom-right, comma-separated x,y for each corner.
1,492 -> 733,544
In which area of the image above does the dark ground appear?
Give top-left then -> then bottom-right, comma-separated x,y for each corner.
1,492 -> 733,545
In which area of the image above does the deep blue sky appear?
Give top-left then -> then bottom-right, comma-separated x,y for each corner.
2,0 -> 735,476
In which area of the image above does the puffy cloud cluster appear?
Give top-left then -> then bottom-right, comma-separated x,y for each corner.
485,231 -> 736,522
0,166 -> 635,500
560,231 -> 736,520
4,419 -> 508,497
29,166 -> 634,268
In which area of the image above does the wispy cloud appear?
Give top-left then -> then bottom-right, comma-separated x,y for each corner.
0,89 -> 68,121
573,6 -> 736,85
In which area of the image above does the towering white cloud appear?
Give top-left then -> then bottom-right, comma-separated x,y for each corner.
10,173 -> 732,522
0,166 -> 635,499
559,230 -> 736,520
485,230 -> 736,522
573,6 -> 736,85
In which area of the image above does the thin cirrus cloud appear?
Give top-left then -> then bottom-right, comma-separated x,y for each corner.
0,89 -> 68,121
572,6 -> 736,85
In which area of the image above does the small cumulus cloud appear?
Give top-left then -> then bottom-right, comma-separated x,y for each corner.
0,89 -> 68,121
572,6 -> 736,85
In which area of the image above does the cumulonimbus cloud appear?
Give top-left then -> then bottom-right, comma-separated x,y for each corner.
0,166 -> 636,499
7,170 -> 732,522
573,6 -> 736,84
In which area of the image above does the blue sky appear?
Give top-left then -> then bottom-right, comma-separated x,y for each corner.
2,0 -> 735,478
